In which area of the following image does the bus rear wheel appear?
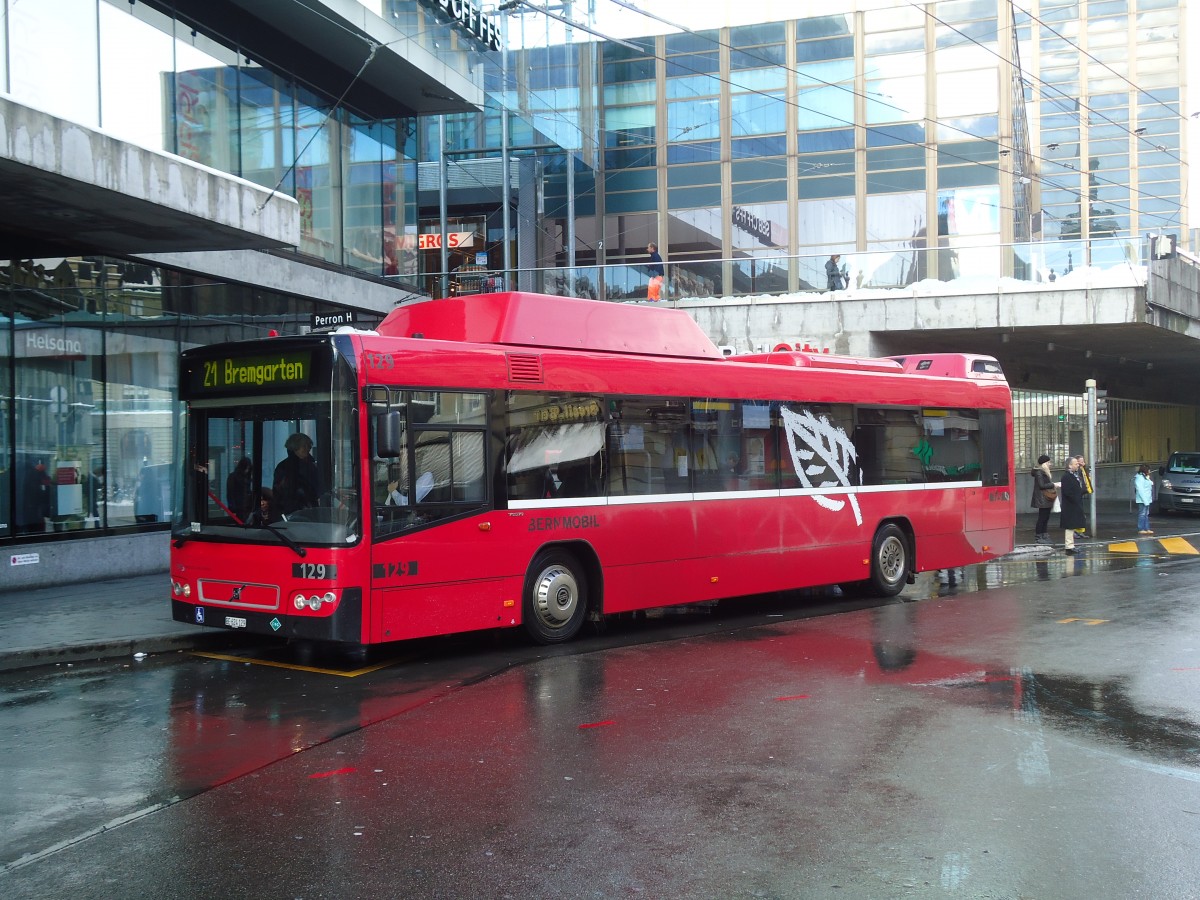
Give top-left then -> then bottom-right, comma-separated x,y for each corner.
868,523 -> 910,597
523,549 -> 588,644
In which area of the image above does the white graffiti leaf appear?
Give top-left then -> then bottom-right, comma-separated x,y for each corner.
813,495 -> 845,512
780,405 -> 862,526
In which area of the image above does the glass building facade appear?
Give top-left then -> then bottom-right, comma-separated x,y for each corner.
0,0 -> 1189,559
0,0 -> 449,551
1025,0 -> 1185,249
1,262 -> 365,539
1,0 -> 430,279
419,0 -> 1185,293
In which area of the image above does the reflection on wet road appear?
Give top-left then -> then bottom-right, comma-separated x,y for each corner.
3,534 -> 1200,897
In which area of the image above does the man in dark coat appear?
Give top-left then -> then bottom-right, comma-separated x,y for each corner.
273,433 -> 321,516
826,254 -> 848,291
1059,456 -> 1086,554
226,457 -> 254,522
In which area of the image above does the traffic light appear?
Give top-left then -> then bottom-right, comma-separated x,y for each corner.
1057,405 -> 1066,422
1096,390 -> 1108,424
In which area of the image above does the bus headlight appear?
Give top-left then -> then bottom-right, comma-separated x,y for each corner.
294,591 -> 338,612
308,591 -> 338,611
172,581 -> 191,598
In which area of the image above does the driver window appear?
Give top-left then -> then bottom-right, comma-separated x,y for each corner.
370,402 -> 409,511
368,388 -> 489,541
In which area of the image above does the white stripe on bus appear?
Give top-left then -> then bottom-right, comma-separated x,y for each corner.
507,480 -> 984,510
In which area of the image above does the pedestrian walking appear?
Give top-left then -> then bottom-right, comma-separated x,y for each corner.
1134,463 -> 1154,534
646,241 -> 664,301
825,254 -> 848,291
1060,455 -> 1086,554
1029,453 -> 1056,543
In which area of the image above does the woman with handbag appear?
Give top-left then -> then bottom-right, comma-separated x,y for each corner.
1030,453 -> 1056,544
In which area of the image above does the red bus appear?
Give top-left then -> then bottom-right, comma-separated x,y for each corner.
170,292 -> 1014,645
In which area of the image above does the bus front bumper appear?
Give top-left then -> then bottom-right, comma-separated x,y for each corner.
172,588 -> 363,643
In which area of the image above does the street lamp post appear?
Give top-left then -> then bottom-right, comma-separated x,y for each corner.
1086,378 -> 1098,533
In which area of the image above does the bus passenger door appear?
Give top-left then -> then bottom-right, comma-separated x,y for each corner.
966,409 -> 1012,539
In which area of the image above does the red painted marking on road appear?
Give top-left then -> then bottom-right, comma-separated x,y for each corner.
309,767 -> 357,778
775,694 -> 810,701
1170,667 -> 1200,672
578,720 -> 614,729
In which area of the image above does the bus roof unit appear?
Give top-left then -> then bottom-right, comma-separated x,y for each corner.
889,354 -> 1006,381
734,351 -> 905,373
378,292 -> 723,360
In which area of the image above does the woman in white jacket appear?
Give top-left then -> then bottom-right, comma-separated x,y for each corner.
1134,464 -> 1154,534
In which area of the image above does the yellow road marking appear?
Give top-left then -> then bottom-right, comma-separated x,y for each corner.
191,650 -> 399,678
1158,537 -> 1200,555
1108,541 -> 1140,553
1057,617 -> 1109,625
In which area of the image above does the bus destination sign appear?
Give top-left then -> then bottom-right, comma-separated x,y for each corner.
189,350 -> 313,395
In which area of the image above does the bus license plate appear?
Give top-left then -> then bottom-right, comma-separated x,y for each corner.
224,616 -> 248,629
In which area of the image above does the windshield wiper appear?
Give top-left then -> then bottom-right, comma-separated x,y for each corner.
258,520 -> 307,557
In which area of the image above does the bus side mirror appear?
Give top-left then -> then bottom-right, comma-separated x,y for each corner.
376,411 -> 405,458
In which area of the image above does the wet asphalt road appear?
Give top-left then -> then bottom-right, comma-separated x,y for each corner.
3,542 -> 1200,898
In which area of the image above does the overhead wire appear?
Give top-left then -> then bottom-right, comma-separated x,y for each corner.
317,0 -> 1182,266
591,0 -> 1184,230
1014,0 -> 1187,126
1001,0 -> 1187,228
929,0 -> 1184,164
248,0 -> 1181,259
930,0 -> 1187,218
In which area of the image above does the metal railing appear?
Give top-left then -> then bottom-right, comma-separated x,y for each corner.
426,237 -> 1146,304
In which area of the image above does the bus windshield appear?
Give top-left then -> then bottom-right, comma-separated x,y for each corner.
177,389 -> 359,548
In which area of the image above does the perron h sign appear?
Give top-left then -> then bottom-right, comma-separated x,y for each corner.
311,310 -> 356,330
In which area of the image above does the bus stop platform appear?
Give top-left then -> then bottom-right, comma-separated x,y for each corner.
0,573 -> 240,674
0,502 -> 1193,674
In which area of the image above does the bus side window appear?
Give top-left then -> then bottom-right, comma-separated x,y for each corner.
778,402 -> 856,490
555,454 -> 600,498
610,450 -> 654,495
452,432 -> 486,501
505,408 -> 606,501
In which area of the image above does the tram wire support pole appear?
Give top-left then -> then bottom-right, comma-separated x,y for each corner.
1086,378 -> 1098,534
500,14 -> 512,292
439,115 -> 449,299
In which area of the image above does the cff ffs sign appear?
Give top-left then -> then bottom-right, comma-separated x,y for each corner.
418,0 -> 502,51
417,232 -> 474,250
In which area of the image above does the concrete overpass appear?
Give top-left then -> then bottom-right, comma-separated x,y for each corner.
680,252 -> 1200,406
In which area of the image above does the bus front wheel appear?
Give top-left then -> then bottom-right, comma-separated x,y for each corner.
868,524 -> 910,597
523,549 -> 588,644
